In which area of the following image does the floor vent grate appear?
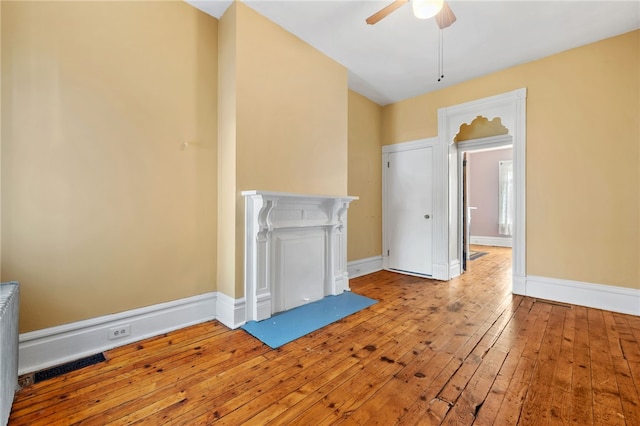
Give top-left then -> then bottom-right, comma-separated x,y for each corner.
468,251 -> 488,261
34,353 -> 106,384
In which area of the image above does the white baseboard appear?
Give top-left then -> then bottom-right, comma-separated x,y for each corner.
216,292 -> 246,329
512,273 -> 527,295
20,273 -> 636,375
432,262 -> 449,281
18,292 -> 217,375
525,275 -> 640,316
470,236 -> 512,247
347,256 -> 383,279
450,260 -> 462,279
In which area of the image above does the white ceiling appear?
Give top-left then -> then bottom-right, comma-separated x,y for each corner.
186,1 -> 640,105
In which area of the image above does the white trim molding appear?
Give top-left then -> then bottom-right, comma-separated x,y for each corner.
438,88 -> 527,287
18,293 -> 217,375
513,274 -> 527,296
525,276 -> 640,316
456,134 -> 513,153
216,292 -> 246,330
470,236 -> 513,248
347,256 -> 383,279
18,274 -> 638,377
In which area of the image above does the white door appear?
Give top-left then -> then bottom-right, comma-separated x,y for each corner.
386,146 -> 433,276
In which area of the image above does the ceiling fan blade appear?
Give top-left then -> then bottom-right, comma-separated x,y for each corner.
366,0 -> 409,25
435,1 -> 456,29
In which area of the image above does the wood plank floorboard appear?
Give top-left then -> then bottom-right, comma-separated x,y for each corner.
9,246 -> 640,425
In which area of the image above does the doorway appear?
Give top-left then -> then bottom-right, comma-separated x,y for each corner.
458,142 -> 514,272
436,88 -> 527,293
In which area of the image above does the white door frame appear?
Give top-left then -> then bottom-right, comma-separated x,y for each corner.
382,137 -> 442,279
437,88 -> 527,293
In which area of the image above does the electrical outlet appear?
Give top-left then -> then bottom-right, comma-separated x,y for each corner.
108,324 -> 131,340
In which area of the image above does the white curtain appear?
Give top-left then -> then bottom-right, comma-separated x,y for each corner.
498,160 -> 513,236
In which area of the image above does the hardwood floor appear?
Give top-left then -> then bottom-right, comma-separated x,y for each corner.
9,246 -> 640,425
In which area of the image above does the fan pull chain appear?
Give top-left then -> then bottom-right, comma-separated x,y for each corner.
437,29 -> 444,82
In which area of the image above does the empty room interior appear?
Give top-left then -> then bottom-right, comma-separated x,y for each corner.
1,0 -> 639,424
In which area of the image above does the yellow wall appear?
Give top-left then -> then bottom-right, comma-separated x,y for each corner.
382,30 -> 640,290
217,3 -> 238,300
217,2 -> 349,297
235,4 -> 348,196
4,1 -> 636,335
347,90 -> 382,261
1,1 -> 219,332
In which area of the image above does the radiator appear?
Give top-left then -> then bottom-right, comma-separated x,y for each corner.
0,282 -> 19,426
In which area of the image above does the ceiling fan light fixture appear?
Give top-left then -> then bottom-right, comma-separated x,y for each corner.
412,0 -> 444,19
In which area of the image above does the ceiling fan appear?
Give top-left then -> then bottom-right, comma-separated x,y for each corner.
366,0 -> 456,29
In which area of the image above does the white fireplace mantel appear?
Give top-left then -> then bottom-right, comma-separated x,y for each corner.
242,191 -> 358,322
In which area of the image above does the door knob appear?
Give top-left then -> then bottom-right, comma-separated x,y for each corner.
424,214 -> 430,219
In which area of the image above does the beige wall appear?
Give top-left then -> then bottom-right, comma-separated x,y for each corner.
382,30 -> 640,290
4,1 -> 636,335
217,3 -> 238,300
1,1 -> 219,332
235,5 -> 348,196
347,90 -> 382,261
217,2 -> 349,297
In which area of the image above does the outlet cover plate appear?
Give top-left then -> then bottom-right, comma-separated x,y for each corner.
108,324 -> 131,340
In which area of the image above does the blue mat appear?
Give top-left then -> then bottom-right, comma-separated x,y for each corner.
241,292 -> 377,349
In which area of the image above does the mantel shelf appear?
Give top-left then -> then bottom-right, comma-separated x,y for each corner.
241,190 -> 358,203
